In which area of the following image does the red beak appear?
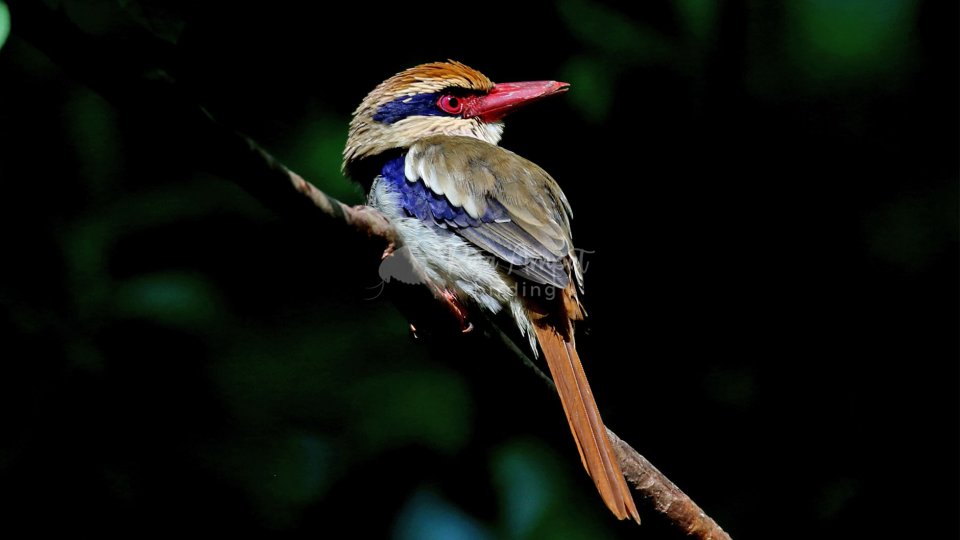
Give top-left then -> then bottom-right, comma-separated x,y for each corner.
463,81 -> 569,122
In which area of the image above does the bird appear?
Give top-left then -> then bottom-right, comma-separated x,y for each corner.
342,60 -> 639,523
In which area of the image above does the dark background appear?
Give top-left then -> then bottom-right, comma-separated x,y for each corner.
0,1 -> 956,538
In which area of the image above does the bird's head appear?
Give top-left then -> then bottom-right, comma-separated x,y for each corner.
342,60 -> 568,176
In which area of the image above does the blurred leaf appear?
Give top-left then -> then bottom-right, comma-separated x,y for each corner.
351,369 -> 472,454
213,335 -> 345,425
118,0 -> 187,43
212,309 -> 410,426
105,176 -> 268,230
491,439 -> 611,540
67,87 -> 121,195
864,187 -> 955,272
788,0 -> 917,86
492,441 -> 552,538
287,115 -> 361,203
676,0 -> 717,43
200,432 -> 333,529
0,2 -> 9,52
557,0 -> 673,63
557,1 -> 676,123
260,434 -> 331,505
62,219 -> 112,321
113,271 -> 223,328
394,489 -> 493,540
560,57 -> 614,123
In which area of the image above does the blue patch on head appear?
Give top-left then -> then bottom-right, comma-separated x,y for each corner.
380,156 -> 508,227
373,92 -> 448,124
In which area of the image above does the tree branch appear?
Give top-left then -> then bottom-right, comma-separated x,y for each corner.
7,2 -> 730,538
607,429 -> 730,539
488,321 -> 731,539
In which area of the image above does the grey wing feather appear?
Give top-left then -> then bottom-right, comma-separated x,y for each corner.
406,135 -> 580,289
459,223 -> 569,287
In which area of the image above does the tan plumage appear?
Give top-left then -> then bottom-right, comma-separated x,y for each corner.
362,60 -> 494,101
406,136 -> 574,262
345,61 -> 638,523
526,280 -> 639,523
532,315 -> 640,522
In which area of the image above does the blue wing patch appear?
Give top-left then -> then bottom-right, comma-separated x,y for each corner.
380,156 -> 569,288
381,157 -> 507,228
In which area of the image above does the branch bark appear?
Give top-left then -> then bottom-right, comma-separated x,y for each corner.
488,321 -> 731,539
8,2 -> 730,538
608,430 -> 730,538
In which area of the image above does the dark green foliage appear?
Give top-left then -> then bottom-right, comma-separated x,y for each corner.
0,1 -> 955,538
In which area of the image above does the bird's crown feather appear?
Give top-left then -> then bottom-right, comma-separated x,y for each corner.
343,60 -> 499,174
357,60 -> 493,112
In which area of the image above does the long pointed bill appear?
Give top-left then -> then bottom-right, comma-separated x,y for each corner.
463,81 -> 569,122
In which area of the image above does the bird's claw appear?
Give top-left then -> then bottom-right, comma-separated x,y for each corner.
382,242 -> 396,260
439,289 -> 473,333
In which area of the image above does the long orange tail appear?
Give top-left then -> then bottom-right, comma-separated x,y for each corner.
532,321 -> 640,523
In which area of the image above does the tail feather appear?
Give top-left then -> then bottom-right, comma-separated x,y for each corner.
532,320 -> 640,523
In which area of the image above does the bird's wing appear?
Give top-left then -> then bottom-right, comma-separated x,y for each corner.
398,135 -> 580,288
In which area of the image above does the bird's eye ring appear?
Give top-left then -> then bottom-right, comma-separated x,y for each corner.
437,95 -> 463,114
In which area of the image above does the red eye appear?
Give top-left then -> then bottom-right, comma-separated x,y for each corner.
437,95 -> 464,114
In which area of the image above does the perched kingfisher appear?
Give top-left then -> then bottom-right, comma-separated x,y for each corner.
343,61 -> 639,522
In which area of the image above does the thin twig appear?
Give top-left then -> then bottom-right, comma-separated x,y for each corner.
8,2 -> 731,538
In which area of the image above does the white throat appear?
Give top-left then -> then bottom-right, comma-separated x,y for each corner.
473,121 -> 504,145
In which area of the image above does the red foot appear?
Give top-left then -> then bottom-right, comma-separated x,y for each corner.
440,289 -> 472,332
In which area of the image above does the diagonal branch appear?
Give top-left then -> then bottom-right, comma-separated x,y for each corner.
608,429 -> 730,539
488,321 -> 731,539
7,2 -> 730,538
